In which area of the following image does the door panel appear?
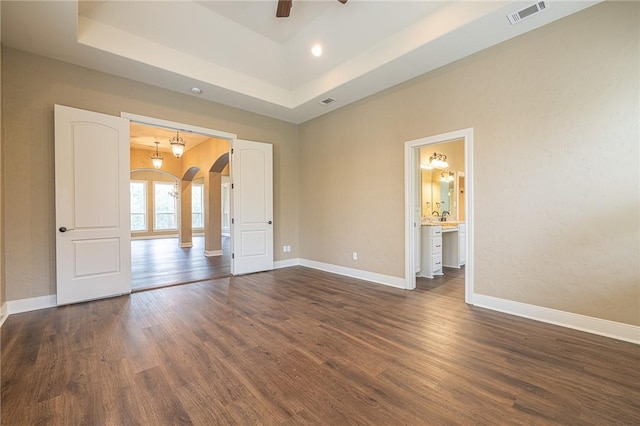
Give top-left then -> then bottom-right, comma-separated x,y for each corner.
55,104 -> 131,305
231,139 -> 273,275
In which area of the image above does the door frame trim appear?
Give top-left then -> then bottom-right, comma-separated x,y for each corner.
121,113 -> 237,141
404,128 -> 474,303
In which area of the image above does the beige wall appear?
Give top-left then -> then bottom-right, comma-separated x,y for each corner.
299,2 -> 639,326
2,47 -> 300,301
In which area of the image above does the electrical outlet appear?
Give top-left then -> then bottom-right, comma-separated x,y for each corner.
352,252 -> 358,260
283,245 -> 287,253
287,245 -> 291,252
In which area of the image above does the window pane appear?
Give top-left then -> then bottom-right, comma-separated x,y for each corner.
130,182 -> 146,231
155,213 -> 176,230
154,182 -> 177,230
131,213 -> 146,231
192,184 -> 204,228
192,213 -> 203,228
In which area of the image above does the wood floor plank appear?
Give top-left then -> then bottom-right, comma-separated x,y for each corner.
131,236 -> 230,290
2,266 -> 639,425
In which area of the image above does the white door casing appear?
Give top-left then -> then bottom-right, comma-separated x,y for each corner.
404,128 -> 474,303
55,105 -> 132,305
230,139 -> 274,275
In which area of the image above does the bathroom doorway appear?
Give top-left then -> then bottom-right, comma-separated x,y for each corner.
404,128 -> 474,303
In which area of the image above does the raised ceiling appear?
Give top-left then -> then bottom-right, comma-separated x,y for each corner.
2,1 -> 600,124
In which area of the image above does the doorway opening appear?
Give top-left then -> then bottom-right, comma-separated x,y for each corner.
404,128 -> 474,303
125,113 -> 236,291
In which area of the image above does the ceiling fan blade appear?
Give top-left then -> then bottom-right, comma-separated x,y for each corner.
276,0 -> 292,18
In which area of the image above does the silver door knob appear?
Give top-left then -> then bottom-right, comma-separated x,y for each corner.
59,226 -> 74,232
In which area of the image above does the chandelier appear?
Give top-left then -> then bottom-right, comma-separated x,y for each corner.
150,140 -> 163,169
169,131 -> 187,158
168,182 -> 179,198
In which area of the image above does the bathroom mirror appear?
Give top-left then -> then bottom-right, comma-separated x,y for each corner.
421,169 -> 462,220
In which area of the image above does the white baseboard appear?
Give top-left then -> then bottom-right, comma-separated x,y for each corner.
472,294 -> 640,344
180,243 -> 193,248
0,302 -> 8,328
299,259 -> 405,289
204,250 -> 222,257
131,234 -> 179,240
274,258 -> 301,269
8,294 -> 57,315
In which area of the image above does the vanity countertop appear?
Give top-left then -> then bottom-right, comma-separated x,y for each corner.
421,220 -> 463,227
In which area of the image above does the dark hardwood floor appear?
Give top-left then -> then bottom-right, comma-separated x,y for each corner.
131,236 -> 230,290
2,266 -> 639,425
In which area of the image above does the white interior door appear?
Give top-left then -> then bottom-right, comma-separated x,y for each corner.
230,139 -> 274,275
55,104 -> 131,305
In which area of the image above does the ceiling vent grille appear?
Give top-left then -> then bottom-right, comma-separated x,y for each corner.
319,97 -> 335,106
507,1 -> 550,25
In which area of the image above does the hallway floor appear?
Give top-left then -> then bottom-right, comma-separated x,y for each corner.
131,236 -> 230,290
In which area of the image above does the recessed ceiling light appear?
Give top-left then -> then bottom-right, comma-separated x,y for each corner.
311,44 -> 322,57
191,87 -> 203,95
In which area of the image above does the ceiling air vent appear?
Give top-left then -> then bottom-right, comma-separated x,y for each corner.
507,1 -> 550,25
319,97 -> 335,106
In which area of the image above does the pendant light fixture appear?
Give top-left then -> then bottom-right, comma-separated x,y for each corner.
169,131 -> 187,158
150,140 -> 163,169
168,182 -> 179,198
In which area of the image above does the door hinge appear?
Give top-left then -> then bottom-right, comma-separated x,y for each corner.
232,253 -> 235,259
231,148 -> 234,154
232,218 -> 234,224
231,183 -> 234,189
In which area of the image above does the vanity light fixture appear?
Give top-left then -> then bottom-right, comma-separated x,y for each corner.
150,140 -> 163,169
169,131 -> 187,158
429,152 -> 449,169
441,171 -> 455,182
420,163 -> 434,170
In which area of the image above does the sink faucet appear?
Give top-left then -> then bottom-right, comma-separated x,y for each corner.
441,211 -> 450,222
432,211 -> 440,217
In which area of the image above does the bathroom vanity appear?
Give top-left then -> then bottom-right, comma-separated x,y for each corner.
419,225 -> 443,279
419,223 -> 465,279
